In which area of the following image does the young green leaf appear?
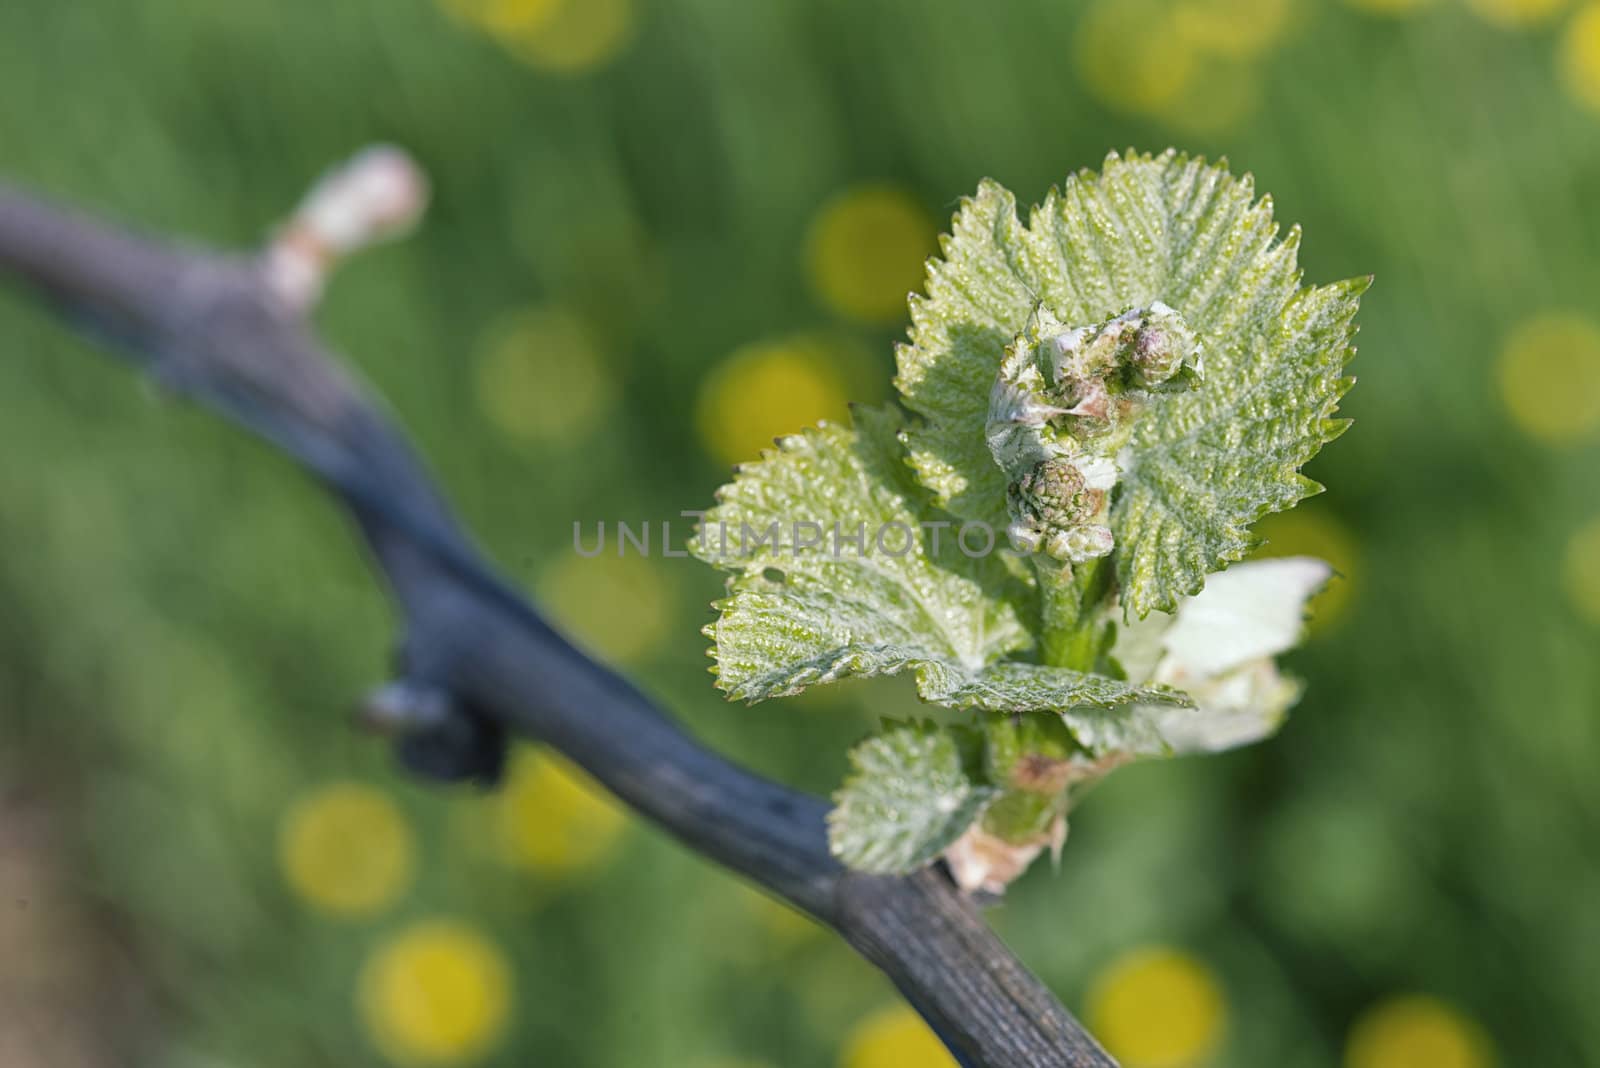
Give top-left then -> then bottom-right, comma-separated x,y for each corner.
693,406 -> 1027,694
693,407 -> 1180,718
828,722 -> 998,874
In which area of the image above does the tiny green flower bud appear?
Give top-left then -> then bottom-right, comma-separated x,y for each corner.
1010,458 -> 1092,525
1128,300 -> 1200,387
1005,457 -> 1115,562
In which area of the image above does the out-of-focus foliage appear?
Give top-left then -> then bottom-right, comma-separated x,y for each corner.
1,0 -> 1598,1065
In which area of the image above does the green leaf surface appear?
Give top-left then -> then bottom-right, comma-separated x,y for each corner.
693,407 -> 1179,720
693,405 -> 1028,696
894,150 -> 1366,618
828,722 -> 997,873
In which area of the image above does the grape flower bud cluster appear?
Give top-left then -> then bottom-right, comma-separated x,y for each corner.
985,302 -> 1201,563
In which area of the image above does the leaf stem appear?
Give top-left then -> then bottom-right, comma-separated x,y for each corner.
1037,557 -> 1107,671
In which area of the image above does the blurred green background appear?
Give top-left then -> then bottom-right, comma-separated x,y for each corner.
2,0 -> 1599,1066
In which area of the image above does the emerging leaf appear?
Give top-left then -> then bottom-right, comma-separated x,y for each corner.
828,722 -> 998,874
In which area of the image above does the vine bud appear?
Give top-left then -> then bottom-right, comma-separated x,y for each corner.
1005,457 -> 1115,562
1128,300 -> 1200,387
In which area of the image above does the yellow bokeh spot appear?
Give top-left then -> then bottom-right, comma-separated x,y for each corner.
1465,0 -> 1570,27
1173,0 -> 1295,59
1560,5 -> 1600,112
279,784 -> 415,918
440,0 -> 562,35
805,186 -> 936,325
475,305 -> 615,446
492,749 -> 626,876
1086,947 -> 1226,1068
840,1006 -> 958,1068
360,919 -> 513,1066
539,549 -> 672,664
695,335 -> 854,467
1078,2 -> 1200,114
1497,314 -> 1600,444
1345,995 -> 1494,1068
503,0 -> 634,75
1563,516 -> 1600,624
1252,506 -> 1360,632
1341,0 -> 1435,15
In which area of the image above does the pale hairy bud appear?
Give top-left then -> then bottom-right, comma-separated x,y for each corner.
296,145 -> 429,253
265,145 -> 431,309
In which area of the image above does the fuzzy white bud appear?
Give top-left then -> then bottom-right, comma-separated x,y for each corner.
265,145 -> 430,309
